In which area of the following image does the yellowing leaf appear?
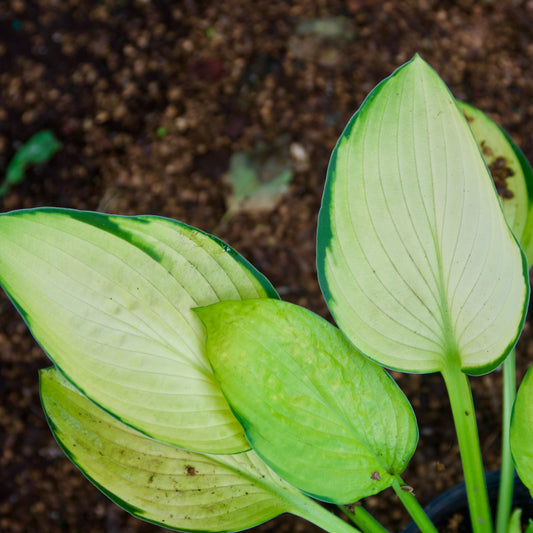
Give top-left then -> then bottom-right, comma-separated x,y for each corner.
0,208 -> 277,453
40,367 -> 302,532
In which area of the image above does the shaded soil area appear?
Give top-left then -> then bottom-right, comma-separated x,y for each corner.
1,1 -> 533,532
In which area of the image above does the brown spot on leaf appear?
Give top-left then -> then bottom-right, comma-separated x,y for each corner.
371,471 -> 381,481
481,141 -> 493,157
186,465 -> 197,476
489,156 -> 515,199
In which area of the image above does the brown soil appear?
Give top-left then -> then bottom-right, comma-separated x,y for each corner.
1,1 -> 533,532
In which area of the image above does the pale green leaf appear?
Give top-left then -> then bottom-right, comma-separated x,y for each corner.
317,55 -> 529,375
0,208 -> 278,453
511,365 -> 533,497
195,299 -> 418,504
458,101 -> 533,266
40,367 -> 300,532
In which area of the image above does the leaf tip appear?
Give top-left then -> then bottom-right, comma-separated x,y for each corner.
191,304 -> 212,322
405,52 -> 434,77
192,302 -> 227,333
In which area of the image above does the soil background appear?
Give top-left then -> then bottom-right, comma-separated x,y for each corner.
1,1 -> 533,532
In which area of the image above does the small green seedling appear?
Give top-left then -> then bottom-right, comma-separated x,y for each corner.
1,56 -> 533,533
1,130 -> 62,196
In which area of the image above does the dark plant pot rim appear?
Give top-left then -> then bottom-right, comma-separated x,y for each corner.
401,470 -> 533,533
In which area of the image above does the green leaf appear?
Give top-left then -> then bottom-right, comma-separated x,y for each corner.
458,101 -> 533,266
507,508 -> 523,533
195,299 -> 418,504
0,208 -> 278,453
39,367 -> 301,532
1,130 -> 62,196
317,55 -> 529,375
511,365 -> 533,496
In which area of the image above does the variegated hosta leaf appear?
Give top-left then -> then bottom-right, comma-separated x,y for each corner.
39,367 -> 301,532
0,208 -> 278,453
458,101 -> 533,267
195,299 -> 418,504
511,365 -> 533,497
317,55 -> 529,375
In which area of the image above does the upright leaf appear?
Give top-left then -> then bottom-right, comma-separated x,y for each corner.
40,367 -> 303,532
0,208 -> 278,453
195,299 -> 418,504
511,365 -> 533,496
317,55 -> 529,375
458,101 -> 533,265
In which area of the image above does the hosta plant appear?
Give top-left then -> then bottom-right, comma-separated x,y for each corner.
1,55 -> 533,533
